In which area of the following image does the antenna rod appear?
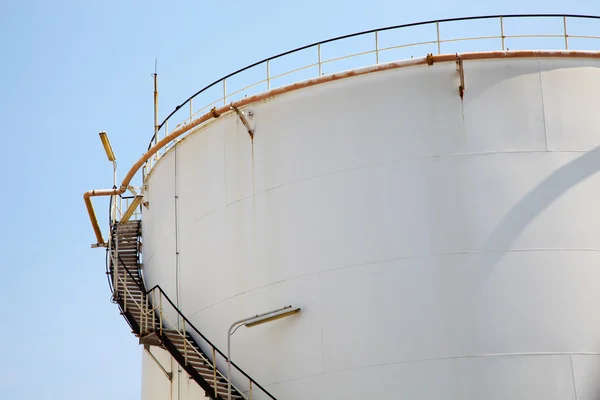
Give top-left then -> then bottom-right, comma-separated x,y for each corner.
153,59 -> 158,144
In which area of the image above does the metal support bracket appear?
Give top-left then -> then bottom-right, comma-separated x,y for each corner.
426,53 -> 434,65
144,345 -> 172,381
456,54 -> 465,99
230,104 -> 254,139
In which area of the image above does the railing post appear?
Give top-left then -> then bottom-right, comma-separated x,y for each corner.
189,98 -> 193,120
500,16 -> 505,50
112,228 -> 118,296
563,16 -> 569,50
317,43 -> 322,76
375,31 -> 379,64
183,318 -> 188,365
144,291 -> 149,333
249,380 -> 253,400
266,60 -> 271,90
212,347 -> 218,398
159,291 -> 163,336
223,79 -> 227,105
436,21 -> 441,54
124,263 -> 128,312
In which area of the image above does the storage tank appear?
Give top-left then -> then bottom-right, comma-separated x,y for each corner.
85,14 -> 600,400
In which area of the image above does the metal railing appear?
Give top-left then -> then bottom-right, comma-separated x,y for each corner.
110,238 -> 275,400
111,194 -> 143,225
142,14 -> 600,176
143,284 -> 275,400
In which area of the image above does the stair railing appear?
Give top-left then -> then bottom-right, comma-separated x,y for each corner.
147,285 -> 264,399
108,214 -> 276,399
146,285 -> 276,400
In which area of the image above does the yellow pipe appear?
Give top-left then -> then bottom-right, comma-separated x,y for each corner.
83,104 -> 228,246
83,188 -> 121,245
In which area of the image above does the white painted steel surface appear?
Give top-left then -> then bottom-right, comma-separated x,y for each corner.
142,56 -> 600,399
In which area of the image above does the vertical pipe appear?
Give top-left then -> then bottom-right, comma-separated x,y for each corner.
228,332 -> 232,400
563,16 -> 569,50
266,60 -> 271,90
317,44 -> 322,76
375,31 -> 379,64
436,21 -> 441,54
500,16 -> 505,50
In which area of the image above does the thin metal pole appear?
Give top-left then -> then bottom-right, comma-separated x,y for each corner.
500,16 -> 505,50
563,16 -> 569,49
266,60 -> 271,90
183,319 -> 187,365
143,291 -> 147,333
317,44 -> 322,76
227,329 -> 232,400
111,163 -> 117,223
123,263 -> 128,312
112,161 -> 117,190
436,21 -> 441,54
375,31 -> 379,64
112,230 -> 118,295
223,79 -> 227,105
153,72 -> 158,146
189,98 -> 193,120
159,291 -> 163,335
212,347 -> 218,398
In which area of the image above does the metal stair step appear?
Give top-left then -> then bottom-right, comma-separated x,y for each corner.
109,220 -> 251,400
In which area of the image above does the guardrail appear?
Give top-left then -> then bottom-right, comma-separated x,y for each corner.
143,14 -> 600,176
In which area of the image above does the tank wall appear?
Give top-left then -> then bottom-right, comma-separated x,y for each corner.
142,347 -> 208,400
142,57 -> 600,399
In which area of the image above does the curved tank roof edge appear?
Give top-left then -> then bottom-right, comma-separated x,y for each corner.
142,49 -> 600,182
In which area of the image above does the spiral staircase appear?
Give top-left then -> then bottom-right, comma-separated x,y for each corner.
108,217 -> 274,400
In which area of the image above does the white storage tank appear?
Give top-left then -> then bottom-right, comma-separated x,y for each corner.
86,14 -> 600,400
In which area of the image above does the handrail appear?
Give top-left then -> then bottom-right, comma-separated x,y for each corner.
108,220 -> 275,399
145,284 -> 277,399
117,255 -> 144,292
148,13 -> 600,148
149,294 -> 251,398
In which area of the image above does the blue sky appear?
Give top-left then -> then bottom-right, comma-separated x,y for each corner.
1,1 -> 599,399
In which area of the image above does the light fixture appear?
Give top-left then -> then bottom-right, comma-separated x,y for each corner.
244,307 -> 301,328
99,131 -> 116,162
120,195 -> 144,223
227,305 -> 301,400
